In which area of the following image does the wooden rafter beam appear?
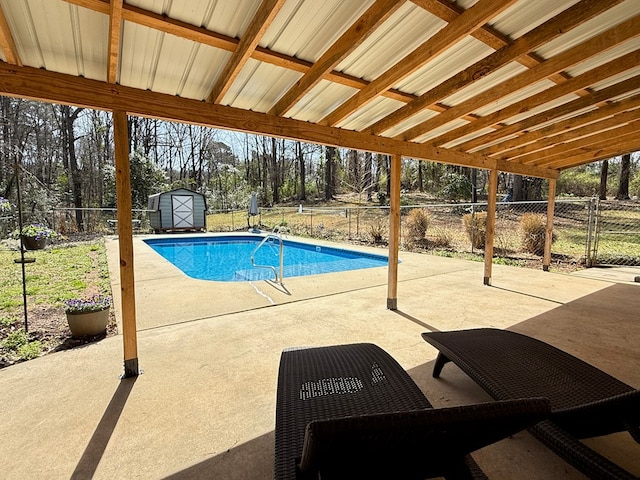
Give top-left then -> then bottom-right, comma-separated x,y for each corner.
399,16 -> 640,141
493,107 -> 640,161
368,0 -> 617,135
268,0 -> 405,116
477,94 -> 640,157
207,0 -> 285,104
541,133 -> 639,170
0,62 -> 559,179
525,121 -> 640,166
0,3 -> 21,66
62,0 -> 419,105
429,50 -> 640,151
454,75 -> 640,153
107,0 -> 123,84
320,0 -> 518,127
412,0 -> 622,96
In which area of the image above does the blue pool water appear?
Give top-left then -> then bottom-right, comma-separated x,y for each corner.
144,235 -> 389,282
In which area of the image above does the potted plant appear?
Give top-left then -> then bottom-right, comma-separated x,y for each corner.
0,196 -> 12,213
12,223 -> 59,250
64,294 -> 112,338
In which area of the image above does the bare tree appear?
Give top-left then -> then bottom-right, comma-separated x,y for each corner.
599,159 -> 609,200
615,153 -> 631,200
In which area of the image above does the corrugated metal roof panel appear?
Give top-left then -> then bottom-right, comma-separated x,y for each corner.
591,66 -> 640,92
442,62 -> 528,106
337,97 -> 402,131
261,0 -> 373,62
474,79 -> 556,117
396,36 -> 494,96
381,109 -> 439,138
337,3 -> 446,81
536,0 -> 640,59
414,118 -> 469,143
503,93 -> 581,126
288,80 -> 357,123
488,0 -> 581,39
564,40 -> 640,78
225,59 -> 302,112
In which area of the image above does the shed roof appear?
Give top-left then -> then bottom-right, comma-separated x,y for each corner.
0,0 -> 638,178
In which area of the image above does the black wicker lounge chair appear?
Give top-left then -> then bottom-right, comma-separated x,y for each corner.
422,328 -> 640,480
274,342 -> 550,480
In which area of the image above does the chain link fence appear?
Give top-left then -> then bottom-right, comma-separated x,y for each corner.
3,198 -> 638,269
588,200 -> 640,267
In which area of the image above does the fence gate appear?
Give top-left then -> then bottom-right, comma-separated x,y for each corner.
586,199 -> 640,267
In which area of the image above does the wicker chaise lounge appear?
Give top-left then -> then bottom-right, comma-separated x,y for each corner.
274,343 -> 550,480
422,328 -> 640,480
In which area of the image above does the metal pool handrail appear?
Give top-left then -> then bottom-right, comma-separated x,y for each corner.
250,233 -> 284,284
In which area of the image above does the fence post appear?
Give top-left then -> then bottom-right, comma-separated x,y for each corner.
585,198 -> 596,267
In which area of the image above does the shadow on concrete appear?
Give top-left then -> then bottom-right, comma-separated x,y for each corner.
70,377 -> 137,479
162,431 -> 274,480
392,309 -> 441,332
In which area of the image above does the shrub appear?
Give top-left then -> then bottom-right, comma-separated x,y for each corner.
440,173 -> 473,202
405,208 -> 431,244
428,227 -> 452,249
368,218 -> 386,244
463,211 -> 487,249
520,213 -> 554,255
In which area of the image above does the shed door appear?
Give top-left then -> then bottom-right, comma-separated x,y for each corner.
172,195 -> 194,228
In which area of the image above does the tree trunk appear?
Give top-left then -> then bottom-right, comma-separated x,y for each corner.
417,160 -> 424,193
364,152 -> 373,201
325,146 -> 335,200
615,153 -> 630,200
599,159 -> 608,200
297,141 -> 306,201
512,174 -> 524,201
61,105 -> 84,230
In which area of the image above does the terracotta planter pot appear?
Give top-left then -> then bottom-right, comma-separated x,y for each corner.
21,236 -> 48,250
66,308 -> 110,338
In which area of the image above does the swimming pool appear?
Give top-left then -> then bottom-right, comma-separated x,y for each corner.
144,235 -> 390,282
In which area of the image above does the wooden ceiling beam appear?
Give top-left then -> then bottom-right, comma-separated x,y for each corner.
399,16 -> 640,141
207,0 -> 286,104
268,0 -> 405,116
62,0 -> 420,106
0,3 -> 22,66
320,0 -> 517,127
369,0 -> 616,135
430,51 -> 640,151
454,76 -> 640,153
107,0 -> 123,84
0,62 -> 559,179
525,121 -> 640,166
493,108 -> 640,161
477,94 -> 640,157
539,133 -> 639,170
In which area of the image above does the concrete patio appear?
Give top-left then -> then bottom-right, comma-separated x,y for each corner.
0,235 -> 638,479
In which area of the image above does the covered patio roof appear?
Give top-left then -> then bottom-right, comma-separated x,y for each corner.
0,0 -> 638,176
1,0 -> 638,376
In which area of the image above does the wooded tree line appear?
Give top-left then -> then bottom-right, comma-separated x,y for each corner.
1,97 -> 638,232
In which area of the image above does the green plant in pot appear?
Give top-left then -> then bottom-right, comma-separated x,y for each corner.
12,223 -> 58,250
64,294 -> 112,338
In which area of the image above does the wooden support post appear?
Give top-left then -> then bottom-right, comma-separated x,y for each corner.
387,154 -> 401,310
113,110 -> 139,378
543,178 -> 557,271
483,169 -> 498,286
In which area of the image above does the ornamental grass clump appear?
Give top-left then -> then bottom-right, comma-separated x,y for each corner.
462,211 -> 487,250
520,213 -> 554,256
64,294 -> 112,314
405,208 -> 431,245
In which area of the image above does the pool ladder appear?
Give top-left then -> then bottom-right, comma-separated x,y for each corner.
250,233 -> 284,285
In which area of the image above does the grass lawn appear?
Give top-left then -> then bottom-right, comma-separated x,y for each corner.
0,236 -> 114,368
